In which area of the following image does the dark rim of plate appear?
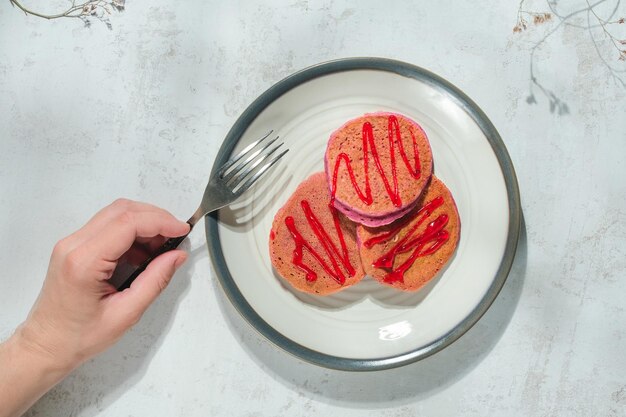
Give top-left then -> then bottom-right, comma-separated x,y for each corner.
205,57 -> 521,372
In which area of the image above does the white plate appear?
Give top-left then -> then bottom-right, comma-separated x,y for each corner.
206,58 -> 520,371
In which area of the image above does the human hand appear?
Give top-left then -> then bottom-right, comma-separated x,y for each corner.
16,199 -> 190,372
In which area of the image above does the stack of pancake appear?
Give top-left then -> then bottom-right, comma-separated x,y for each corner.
270,112 -> 460,295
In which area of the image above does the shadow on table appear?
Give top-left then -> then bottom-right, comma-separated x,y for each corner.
24,242 -> 203,417
216,214 -> 528,408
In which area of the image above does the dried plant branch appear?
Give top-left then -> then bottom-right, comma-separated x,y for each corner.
514,0 -> 553,32
514,0 -> 626,112
556,0 -> 626,86
585,0 -> 626,60
9,0 -> 82,19
8,0 -> 125,28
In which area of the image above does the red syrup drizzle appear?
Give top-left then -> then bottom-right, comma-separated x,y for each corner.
363,196 -> 450,284
330,114 -> 422,208
284,201 -> 356,285
269,230 -> 276,240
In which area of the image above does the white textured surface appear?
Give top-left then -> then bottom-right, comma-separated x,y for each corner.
0,1 -> 625,416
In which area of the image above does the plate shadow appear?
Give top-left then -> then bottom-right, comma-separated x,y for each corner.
214,213 -> 527,407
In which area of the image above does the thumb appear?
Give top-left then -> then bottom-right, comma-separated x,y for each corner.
118,250 -> 187,321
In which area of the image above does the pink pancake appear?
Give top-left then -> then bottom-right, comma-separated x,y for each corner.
324,112 -> 433,227
357,176 -> 460,292
269,172 -> 365,295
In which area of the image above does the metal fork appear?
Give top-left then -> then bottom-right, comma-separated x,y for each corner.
115,131 -> 288,291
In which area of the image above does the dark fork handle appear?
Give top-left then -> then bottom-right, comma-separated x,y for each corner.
116,223 -> 193,291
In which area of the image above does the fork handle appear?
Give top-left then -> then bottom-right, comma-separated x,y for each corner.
116,222 -> 193,291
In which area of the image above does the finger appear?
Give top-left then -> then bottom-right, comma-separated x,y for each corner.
65,199 -> 182,250
109,250 -> 187,324
78,211 -> 190,264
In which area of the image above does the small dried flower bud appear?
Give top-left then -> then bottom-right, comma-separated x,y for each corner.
532,13 -> 552,25
618,17 -> 624,24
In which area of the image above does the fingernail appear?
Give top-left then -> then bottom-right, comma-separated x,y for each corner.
174,254 -> 187,269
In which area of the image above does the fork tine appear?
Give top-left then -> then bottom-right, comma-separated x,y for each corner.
218,130 -> 273,177
229,142 -> 284,187
222,136 -> 280,183
233,148 -> 289,195
222,135 -> 280,182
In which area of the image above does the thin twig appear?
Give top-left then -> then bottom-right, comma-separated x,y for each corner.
9,0 -> 84,19
585,0 -> 626,60
8,0 -> 125,27
515,0 -> 625,111
586,8 -> 626,86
